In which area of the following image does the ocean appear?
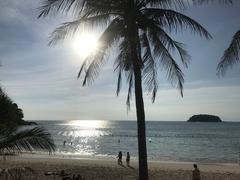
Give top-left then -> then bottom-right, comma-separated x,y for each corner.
34,120 -> 240,164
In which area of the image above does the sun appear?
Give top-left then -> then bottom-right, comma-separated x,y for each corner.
72,33 -> 99,58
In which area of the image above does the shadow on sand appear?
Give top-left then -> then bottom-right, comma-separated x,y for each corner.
118,164 -> 126,168
127,165 -> 135,170
118,164 -> 135,170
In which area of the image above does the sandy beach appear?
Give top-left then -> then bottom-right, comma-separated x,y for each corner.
1,154 -> 240,180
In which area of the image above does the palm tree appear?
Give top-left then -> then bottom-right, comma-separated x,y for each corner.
217,30 -> 240,76
38,0 -> 211,179
0,126 -> 55,155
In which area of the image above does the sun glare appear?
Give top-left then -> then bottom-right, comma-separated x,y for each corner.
67,120 -> 106,129
72,33 -> 99,58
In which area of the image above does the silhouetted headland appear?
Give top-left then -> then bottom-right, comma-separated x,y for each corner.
188,114 -> 222,122
0,120 -> 37,126
0,88 -> 37,126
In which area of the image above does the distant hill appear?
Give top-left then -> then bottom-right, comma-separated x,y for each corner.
188,114 -> 222,122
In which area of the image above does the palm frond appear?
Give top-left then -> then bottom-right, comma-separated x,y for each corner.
141,32 -> 158,102
0,127 -> 56,154
217,30 -> 240,76
172,41 -> 191,68
113,38 -> 134,109
147,28 -> 184,96
83,0 -> 125,15
115,38 -> 132,72
38,0 -> 124,18
49,14 -> 112,45
138,16 -> 191,67
78,18 -> 124,85
114,38 -> 133,98
142,8 -> 212,39
192,0 -> 233,5
126,71 -> 134,111
144,0 -> 189,10
38,0 -> 86,18
114,42 -> 134,110
116,68 -> 122,96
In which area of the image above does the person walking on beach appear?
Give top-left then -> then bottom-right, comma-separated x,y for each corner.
126,152 -> 130,166
192,164 -> 201,180
117,151 -> 122,165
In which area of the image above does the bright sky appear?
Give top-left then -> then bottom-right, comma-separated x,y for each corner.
0,0 -> 240,121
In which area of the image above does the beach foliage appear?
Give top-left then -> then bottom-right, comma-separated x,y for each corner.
0,88 -> 25,126
0,126 -> 55,154
38,0 -> 211,179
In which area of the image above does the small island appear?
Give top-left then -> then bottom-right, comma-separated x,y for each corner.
187,114 -> 222,122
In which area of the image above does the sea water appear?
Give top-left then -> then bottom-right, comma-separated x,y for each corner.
33,120 -> 240,163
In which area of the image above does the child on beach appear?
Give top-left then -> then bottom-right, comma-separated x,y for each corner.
192,164 -> 201,180
126,152 -> 130,166
117,151 -> 122,165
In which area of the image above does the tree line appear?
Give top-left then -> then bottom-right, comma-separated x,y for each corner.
0,87 -> 33,127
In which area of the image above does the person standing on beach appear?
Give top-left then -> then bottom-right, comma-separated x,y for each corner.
192,164 -> 201,180
126,152 -> 130,166
117,151 -> 122,165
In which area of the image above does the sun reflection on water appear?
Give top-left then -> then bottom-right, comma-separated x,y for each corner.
62,120 -> 108,137
65,120 -> 107,129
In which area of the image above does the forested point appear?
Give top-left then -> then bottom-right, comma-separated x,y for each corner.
0,88 -> 37,126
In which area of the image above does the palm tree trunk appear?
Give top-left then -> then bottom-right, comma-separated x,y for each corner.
126,1 -> 149,178
133,61 -> 149,180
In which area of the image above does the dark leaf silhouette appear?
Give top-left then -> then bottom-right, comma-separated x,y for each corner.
0,127 -> 56,154
217,30 -> 240,76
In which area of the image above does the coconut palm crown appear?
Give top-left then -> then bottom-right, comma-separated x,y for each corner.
38,0 -> 211,179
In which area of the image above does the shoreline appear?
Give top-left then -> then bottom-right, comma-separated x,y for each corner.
3,153 -> 240,171
16,152 -> 240,166
1,154 -> 240,179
